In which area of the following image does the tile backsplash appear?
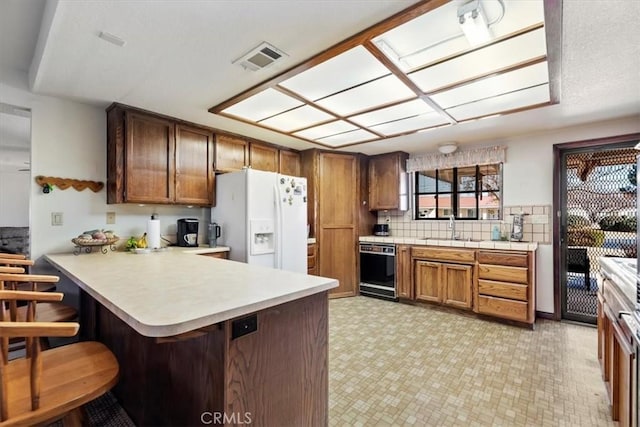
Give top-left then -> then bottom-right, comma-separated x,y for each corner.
377,205 -> 551,244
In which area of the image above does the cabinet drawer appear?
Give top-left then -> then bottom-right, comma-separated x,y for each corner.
307,255 -> 316,269
478,295 -> 528,322
411,247 -> 475,263
478,264 -> 528,284
307,244 -> 316,256
478,279 -> 528,301
478,251 -> 528,267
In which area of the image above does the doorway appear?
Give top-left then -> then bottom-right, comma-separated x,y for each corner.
554,134 -> 640,324
0,103 -> 31,256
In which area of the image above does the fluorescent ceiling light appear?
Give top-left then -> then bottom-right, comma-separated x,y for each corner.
457,0 -> 492,46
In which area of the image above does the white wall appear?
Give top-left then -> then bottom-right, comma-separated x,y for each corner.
0,68 -> 210,262
501,116 -> 640,313
0,171 -> 30,226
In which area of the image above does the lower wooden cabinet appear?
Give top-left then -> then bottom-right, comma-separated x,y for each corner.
598,276 -> 638,427
396,245 -> 412,300
198,251 -> 228,259
307,243 -> 317,275
413,259 -> 472,310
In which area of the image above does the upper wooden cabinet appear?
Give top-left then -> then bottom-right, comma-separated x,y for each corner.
368,151 -> 409,211
175,124 -> 215,205
279,150 -> 301,176
107,105 -> 214,206
249,142 -> 278,172
215,134 -> 248,172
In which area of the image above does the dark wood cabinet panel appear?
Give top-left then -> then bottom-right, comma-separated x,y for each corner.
124,111 -> 175,204
175,124 -> 214,205
279,150 -> 301,176
215,134 -> 247,172
368,151 -> 408,211
319,227 -> 356,297
396,245 -> 413,300
249,142 -> 278,172
415,260 -> 441,303
319,152 -> 357,226
107,104 -> 214,206
302,150 -> 361,298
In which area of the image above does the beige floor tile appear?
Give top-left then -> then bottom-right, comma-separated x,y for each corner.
329,297 -> 614,427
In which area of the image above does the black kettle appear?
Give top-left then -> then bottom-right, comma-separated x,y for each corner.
208,222 -> 221,247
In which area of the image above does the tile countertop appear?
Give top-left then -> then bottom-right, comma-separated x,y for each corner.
359,236 -> 538,251
45,248 -> 337,338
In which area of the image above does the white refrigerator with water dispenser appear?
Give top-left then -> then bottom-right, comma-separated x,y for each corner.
211,169 -> 308,274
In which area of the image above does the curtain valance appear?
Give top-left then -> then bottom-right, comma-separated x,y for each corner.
406,146 -> 507,172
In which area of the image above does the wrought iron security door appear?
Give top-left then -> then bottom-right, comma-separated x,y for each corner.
560,144 -> 637,323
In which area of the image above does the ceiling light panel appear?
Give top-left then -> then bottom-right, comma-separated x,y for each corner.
315,75 -> 416,116
446,84 -> 550,121
317,129 -> 378,146
431,61 -> 550,109
369,111 -> 450,136
349,99 -> 435,127
409,27 -> 547,93
279,46 -> 390,101
374,0 -> 545,72
222,88 -> 302,121
258,105 -> 335,132
293,120 -> 357,140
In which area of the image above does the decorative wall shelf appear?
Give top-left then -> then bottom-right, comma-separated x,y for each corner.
35,176 -> 104,192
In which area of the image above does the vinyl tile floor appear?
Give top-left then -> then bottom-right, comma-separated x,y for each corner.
328,296 -> 614,427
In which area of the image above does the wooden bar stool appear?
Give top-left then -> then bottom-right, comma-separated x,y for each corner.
0,289 -> 119,425
0,253 -> 26,260
0,259 -> 55,293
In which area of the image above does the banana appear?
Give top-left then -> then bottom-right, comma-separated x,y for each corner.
137,233 -> 148,249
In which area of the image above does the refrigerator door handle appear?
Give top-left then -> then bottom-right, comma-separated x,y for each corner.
274,183 -> 283,269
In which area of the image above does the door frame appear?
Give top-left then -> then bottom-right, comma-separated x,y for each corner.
552,132 -> 640,320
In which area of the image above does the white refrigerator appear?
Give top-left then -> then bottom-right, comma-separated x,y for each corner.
211,169 -> 308,274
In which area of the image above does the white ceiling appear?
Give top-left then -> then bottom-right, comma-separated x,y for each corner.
1,0 -> 639,155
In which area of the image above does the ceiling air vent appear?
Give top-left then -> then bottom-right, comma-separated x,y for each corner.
233,42 -> 287,71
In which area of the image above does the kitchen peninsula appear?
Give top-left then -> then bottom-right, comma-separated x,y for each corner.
45,249 -> 337,426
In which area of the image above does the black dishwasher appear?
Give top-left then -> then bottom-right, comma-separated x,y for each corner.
359,243 -> 397,301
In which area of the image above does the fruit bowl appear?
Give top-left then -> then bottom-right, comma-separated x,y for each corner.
71,237 -> 119,255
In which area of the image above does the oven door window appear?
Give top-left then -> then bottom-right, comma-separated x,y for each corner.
360,252 -> 395,288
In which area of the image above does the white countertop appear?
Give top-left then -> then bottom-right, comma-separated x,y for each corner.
180,246 -> 230,255
358,236 -> 537,251
45,249 -> 337,338
598,257 -> 637,308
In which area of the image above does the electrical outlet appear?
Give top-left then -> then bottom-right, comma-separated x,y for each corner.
106,211 -> 116,224
51,212 -> 63,226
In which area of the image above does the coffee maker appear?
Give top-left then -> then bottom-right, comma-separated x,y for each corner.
177,218 -> 199,247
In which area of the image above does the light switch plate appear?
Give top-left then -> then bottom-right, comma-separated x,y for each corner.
51,212 -> 63,226
106,211 -> 116,224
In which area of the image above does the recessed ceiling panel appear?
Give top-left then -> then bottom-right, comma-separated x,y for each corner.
374,0 -> 545,72
317,129 -> 378,146
447,84 -> 550,121
293,120 -> 357,140
431,62 -> 550,109
279,46 -> 390,101
409,28 -> 547,92
258,105 -> 335,132
315,75 -> 416,116
349,99 -> 435,127
222,88 -> 303,121
369,111 -> 450,136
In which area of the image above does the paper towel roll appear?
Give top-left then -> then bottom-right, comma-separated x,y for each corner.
147,218 -> 161,249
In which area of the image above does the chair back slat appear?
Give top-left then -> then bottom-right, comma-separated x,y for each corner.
0,254 -> 26,260
0,267 -> 24,274
0,258 -> 34,267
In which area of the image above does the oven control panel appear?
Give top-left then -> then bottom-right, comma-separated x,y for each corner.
359,243 -> 395,255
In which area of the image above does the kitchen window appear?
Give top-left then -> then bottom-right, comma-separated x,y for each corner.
414,163 -> 503,220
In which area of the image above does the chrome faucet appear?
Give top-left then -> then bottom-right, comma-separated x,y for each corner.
448,214 -> 456,240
